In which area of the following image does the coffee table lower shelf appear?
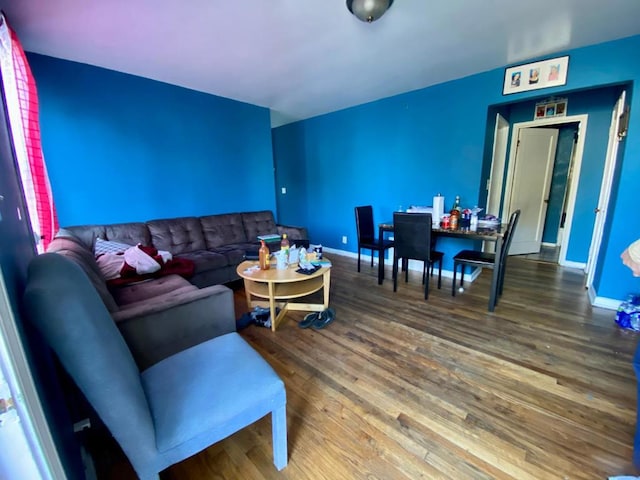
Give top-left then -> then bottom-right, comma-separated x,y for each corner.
237,261 -> 331,331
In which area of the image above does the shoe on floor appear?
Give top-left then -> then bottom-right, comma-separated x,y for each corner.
312,308 -> 335,330
299,312 -> 319,328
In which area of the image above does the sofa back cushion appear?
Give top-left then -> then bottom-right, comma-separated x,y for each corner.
241,211 -> 277,243
46,236 -> 119,313
64,222 -> 151,252
200,214 -> 247,249
146,217 -> 206,254
104,223 -> 151,248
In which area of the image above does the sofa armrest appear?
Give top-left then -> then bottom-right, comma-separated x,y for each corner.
277,224 -> 309,242
112,285 -> 235,369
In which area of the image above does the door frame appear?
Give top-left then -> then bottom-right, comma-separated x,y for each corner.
585,90 -> 626,290
502,114 -> 588,266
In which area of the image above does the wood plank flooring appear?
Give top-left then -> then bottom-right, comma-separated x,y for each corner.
96,254 -> 640,479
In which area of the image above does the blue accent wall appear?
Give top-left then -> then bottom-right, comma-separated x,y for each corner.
28,53 -> 276,226
273,34 -> 640,301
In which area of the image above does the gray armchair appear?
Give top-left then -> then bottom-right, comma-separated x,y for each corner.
24,253 -> 288,478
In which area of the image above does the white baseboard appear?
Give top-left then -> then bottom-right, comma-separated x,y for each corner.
322,247 -> 481,282
559,260 -> 586,270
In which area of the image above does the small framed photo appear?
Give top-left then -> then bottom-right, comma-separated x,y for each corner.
534,98 -> 568,120
503,56 -> 569,95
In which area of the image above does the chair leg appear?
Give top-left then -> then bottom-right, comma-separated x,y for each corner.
422,262 -> 427,285
405,263 -> 409,283
357,249 -> 361,272
460,265 -> 465,287
424,268 -> 429,300
437,259 -> 442,289
370,249 -> 374,268
393,255 -> 399,292
272,403 -> 288,471
452,262 -> 458,296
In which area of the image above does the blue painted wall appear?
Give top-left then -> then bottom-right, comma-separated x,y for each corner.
273,34 -> 640,301
28,53 -> 277,227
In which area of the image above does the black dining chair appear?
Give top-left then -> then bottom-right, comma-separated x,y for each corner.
355,205 -> 394,273
451,209 -> 521,304
392,212 -> 444,300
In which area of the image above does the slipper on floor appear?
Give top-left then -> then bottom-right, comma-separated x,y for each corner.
312,307 -> 335,330
299,312 -> 319,329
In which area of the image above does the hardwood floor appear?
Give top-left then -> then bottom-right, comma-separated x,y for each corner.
96,254 -> 640,479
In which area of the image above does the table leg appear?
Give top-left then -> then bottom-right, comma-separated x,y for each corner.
268,282 -> 277,332
244,279 -> 252,309
488,236 -> 503,312
378,225 -> 385,285
323,269 -> 331,308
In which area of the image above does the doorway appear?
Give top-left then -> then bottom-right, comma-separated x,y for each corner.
498,114 -> 588,266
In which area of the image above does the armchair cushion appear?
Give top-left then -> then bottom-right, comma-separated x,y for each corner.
143,332 -> 285,455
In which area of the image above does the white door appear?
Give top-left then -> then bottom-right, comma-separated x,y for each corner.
585,90 -> 626,288
505,128 -> 559,255
487,113 -> 509,217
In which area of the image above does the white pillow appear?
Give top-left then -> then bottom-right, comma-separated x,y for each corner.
94,237 -> 133,256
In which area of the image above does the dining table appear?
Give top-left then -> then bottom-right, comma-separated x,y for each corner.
378,220 -> 506,312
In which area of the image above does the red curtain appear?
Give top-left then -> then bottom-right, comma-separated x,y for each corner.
4,18 -> 58,250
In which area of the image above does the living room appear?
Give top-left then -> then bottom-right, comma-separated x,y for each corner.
2,1 -> 640,479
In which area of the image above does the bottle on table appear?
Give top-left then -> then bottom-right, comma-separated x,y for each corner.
450,196 -> 461,229
280,233 -> 290,262
259,240 -> 270,270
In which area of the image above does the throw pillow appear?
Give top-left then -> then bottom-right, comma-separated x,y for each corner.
94,237 -> 133,257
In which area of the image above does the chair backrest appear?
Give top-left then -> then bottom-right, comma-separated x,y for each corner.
23,253 -> 158,472
393,212 -> 434,261
355,206 -> 375,242
500,209 -> 521,263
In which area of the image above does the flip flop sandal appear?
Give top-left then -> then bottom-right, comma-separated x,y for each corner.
312,308 -> 336,330
299,312 -> 319,329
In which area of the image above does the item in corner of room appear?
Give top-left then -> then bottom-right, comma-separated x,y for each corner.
470,206 -> 483,229
433,194 -> 445,226
280,234 -> 290,257
440,214 -> 451,229
258,240 -> 271,270
257,233 -> 281,242
615,294 -> 640,331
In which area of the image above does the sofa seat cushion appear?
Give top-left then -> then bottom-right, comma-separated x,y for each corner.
212,244 -> 256,264
175,250 -> 229,273
142,332 -> 285,453
112,274 -> 195,307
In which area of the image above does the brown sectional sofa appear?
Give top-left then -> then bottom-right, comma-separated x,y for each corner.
46,210 -> 307,368
60,210 -> 308,287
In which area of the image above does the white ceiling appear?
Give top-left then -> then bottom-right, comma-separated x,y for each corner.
4,0 -> 640,127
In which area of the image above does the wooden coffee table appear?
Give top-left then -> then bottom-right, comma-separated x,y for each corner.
236,259 -> 331,331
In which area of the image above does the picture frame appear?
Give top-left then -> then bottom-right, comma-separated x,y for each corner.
503,56 -> 569,95
534,98 -> 568,120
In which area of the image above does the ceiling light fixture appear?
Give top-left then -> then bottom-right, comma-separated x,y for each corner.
346,0 -> 394,23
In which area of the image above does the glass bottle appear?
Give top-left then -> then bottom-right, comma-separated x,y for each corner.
280,233 -> 290,260
259,240 -> 270,270
449,197 -> 461,229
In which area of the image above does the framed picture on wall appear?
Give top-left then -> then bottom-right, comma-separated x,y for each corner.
534,98 -> 568,120
503,56 -> 569,95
